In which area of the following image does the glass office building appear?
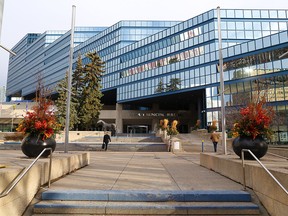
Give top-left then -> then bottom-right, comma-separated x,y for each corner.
6,8 -> 288,142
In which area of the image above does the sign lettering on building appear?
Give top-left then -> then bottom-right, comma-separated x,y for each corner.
136,112 -> 177,117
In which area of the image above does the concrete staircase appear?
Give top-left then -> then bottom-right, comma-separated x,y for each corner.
33,189 -> 259,215
58,134 -> 168,152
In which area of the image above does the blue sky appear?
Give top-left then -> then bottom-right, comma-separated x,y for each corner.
0,0 -> 287,87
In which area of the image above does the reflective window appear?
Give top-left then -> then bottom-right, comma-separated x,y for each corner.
228,31 -> 236,38
245,31 -> 253,39
279,22 -> 287,31
235,10 -> 243,18
263,36 -> 271,47
244,22 -> 253,30
255,39 -> 263,49
236,31 -> 245,39
271,34 -> 280,45
221,22 -> 227,30
227,22 -> 236,29
236,22 -> 244,30
252,10 -> 261,18
243,10 -> 252,18
261,22 -> 270,30
227,10 -> 235,18
269,10 -> 278,18
254,31 -> 262,38
261,10 -> 269,18
270,22 -> 279,31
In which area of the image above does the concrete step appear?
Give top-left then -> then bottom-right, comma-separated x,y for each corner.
55,142 -> 168,152
0,142 -> 168,152
33,201 -> 259,215
40,190 -> 253,202
77,135 -> 163,143
33,190 -> 260,215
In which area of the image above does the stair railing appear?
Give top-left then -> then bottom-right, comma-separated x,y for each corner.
241,149 -> 288,195
0,148 -> 53,198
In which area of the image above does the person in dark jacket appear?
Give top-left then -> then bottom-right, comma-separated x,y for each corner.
102,132 -> 111,151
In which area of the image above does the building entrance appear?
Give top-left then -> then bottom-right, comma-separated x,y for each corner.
126,125 -> 149,134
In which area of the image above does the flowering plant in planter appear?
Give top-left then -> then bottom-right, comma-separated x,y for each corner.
159,119 -> 169,131
167,120 -> 179,136
16,97 -> 61,140
232,98 -> 274,140
192,119 -> 201,130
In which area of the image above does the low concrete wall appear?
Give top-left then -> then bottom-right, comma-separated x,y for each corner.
56,131 -> 105,142
200,153 -> 288,216
0,131 -> 105,144
269,147 -> 288,158
0,152 -> 90,216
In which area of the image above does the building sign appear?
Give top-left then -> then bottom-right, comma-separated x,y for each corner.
135,112 -> 177,118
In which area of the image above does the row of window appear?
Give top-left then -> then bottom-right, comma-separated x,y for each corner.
206,75 -> 288,110
220,9 -> 288,19
223,47 -> 288,71
118,20 -> 287,65
120,46 -> 205,78
220,21 -> 287,31
111,23 -> 287,87
117,52 -> 288,102
120,26 -> 203,63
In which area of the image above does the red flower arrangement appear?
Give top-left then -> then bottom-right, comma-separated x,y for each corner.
17,98 -> 61,140
232,98 -> 274,140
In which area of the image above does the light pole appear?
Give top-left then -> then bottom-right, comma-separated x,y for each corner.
0,0 -> 4,41
64,5 -> 76,153
217,6 -> 227,155
0,0 -> 16,56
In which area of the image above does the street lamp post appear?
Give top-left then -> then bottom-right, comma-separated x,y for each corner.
64,5 -> 76,153
0,0 -> 4,41
217,6 -> 227,155
0,0 -> 16,56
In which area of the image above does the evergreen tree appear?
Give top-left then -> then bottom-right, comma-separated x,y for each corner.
55,72 -> 78,130
166,78 -> 181,91
79,51 -> 104,130
72,55 -> 85,130
155,78 -> 165,93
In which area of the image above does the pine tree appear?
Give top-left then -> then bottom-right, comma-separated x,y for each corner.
166,78 -> 181,91
55,72 -> 78,130
155,78 -> 165,93
72,55 -> 85,130
79,51 -> 104,130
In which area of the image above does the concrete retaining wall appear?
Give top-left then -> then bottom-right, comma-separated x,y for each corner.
0,152 -> 89,216
200,153 -> 288,216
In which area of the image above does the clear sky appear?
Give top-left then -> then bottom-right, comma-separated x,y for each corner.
0,0 -> 287,87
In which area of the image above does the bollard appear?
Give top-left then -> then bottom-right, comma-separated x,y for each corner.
202,140 -> 204,152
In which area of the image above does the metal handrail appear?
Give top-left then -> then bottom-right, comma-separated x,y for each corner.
0,148 -> 53,198
241,149 -> 288,195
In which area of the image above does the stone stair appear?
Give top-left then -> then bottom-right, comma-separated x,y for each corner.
33,189 -> 260,215
76,134 -> 163,143
58,134 -> 168,152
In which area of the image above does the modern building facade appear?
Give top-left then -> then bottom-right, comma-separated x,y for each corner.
5,8 -> 288,143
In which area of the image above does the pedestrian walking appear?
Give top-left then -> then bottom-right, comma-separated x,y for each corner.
210,131 -> 220,152
102,131 -> 111,151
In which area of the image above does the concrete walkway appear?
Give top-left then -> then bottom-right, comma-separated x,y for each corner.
49,151 -> 243,191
